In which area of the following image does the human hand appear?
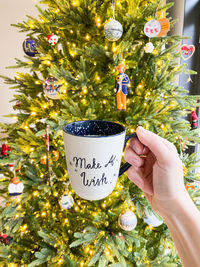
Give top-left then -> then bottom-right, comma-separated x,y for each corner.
124,126 -> 187,217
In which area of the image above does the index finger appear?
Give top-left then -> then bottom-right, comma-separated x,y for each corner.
136,127 -> 172,164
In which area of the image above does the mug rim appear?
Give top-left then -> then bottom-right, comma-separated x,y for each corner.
63,120 -> 126,138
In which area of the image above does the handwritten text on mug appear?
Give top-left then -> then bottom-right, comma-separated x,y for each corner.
71,155 -> 117,187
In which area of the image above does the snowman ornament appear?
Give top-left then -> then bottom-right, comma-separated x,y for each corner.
8,177 -> 24,197
144,42 -> 154,53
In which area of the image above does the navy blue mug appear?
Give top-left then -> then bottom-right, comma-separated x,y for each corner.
63,120 -> 135,200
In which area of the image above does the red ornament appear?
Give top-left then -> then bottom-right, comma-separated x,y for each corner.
191,110 -> 198,129
13,101 -> 21,109
1,144 -> 10,157
0,234 -> 13,245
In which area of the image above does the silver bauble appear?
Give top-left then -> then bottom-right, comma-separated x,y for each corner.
118,209 -> 137,231
104,19 -> 123,41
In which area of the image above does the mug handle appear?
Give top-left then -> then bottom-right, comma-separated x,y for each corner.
119,133 -> 137,177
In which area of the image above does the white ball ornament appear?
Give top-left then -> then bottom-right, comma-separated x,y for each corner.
118,209 -> 137,231
144,42 -> 154,53
104,19 -> 123,41
60,193 -> 74,210
144,20 -> 161,38
144,210 -> 163,227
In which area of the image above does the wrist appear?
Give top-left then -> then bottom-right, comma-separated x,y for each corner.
159,189 -> 196,221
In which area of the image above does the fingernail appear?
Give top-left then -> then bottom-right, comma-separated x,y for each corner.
138,126 -> 144,131
137,126 -> 146,135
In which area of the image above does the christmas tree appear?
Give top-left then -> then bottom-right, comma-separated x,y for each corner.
0,0 -> 200,266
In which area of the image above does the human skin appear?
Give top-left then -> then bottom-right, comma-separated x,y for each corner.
124,126 -> 200,267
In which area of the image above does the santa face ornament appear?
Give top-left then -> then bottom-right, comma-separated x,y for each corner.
47,34 -> 59,45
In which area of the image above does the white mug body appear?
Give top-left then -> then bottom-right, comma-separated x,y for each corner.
63,121 -> 126,200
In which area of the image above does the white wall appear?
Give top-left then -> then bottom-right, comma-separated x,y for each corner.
0,0 -> 40,123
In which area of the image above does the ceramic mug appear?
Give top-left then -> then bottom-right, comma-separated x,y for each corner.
63,120 -> 135,201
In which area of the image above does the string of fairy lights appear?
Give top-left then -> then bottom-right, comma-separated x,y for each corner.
4,0 -> 194,266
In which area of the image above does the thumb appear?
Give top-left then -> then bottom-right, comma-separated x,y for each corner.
136,126 -> 170,164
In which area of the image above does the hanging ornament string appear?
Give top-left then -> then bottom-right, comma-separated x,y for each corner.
191,98 -> 198,130
44,125 -> 51,180
157,0 -> 165,19
194,98 -> 197,111
45,125 -> 50,152
63,181 -> 70,191
112,0 -> 116,19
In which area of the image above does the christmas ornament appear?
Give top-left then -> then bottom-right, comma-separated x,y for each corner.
191,110 -> 198,130
13,101 -> 21,109
118,209 -> 137,231
180,44 -> 195,60
144,210 -> 163,227
1,144 -> 10,157
157,18 -> 170,37
43,77 -> 61,99
0,234 -> 13,246
114,63 -> 130,111
23,38 -> 39,57
59,192 -> 74,209
40,155 -> 53,165
186,183 -> 198,191
144,42 -> 154,53
53,150 -> 59,161
104,0 -> 123,41
144,20 -> 161,38
8,177 -> 24,197
47,34 -> 59,45
104,19 -> 123,41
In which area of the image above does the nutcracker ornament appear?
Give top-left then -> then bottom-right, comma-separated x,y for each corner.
114,63 -> 130,111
